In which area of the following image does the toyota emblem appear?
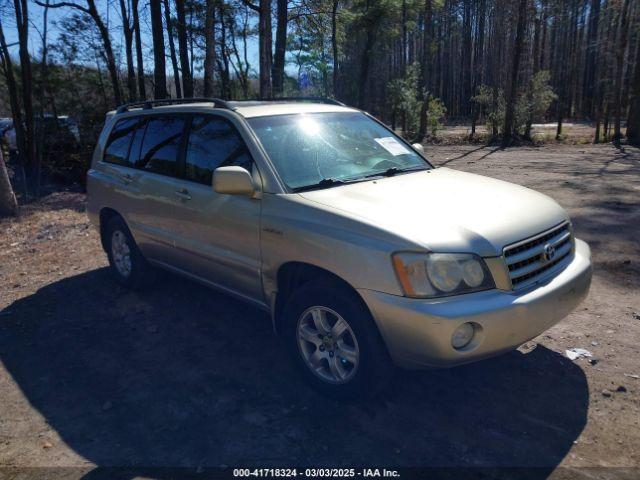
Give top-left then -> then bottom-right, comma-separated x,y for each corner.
542,244 -> 556,263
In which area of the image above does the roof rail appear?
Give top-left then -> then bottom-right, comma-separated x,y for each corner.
115,97 -> 235,114
256,96 -> 346,107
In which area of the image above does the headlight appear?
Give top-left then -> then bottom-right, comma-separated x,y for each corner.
392,252 -> 495,298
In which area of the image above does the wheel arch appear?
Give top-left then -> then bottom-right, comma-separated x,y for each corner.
98,207 -> 122,252
272,261 -> 370,335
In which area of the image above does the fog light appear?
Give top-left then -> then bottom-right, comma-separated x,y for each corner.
452,322 -> 475,349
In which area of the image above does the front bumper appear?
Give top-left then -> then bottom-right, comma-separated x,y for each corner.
358,239 -> 592,369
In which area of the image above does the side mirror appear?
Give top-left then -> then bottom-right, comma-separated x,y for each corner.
213,166 -> 256,196
412,143 -> 425,155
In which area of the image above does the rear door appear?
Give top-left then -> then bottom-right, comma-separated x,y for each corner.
169,114 -> 263,302
97,116 -> 147,236
125,115 -> 188,264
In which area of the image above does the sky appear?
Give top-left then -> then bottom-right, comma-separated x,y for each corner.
1,0 -> 262,79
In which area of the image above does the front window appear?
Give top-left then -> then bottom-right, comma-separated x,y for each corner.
248,112 -> 431,191
184,115 -> 252,185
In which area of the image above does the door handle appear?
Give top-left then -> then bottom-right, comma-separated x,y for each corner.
174,188 -> 192,200
122,173 -> 134,184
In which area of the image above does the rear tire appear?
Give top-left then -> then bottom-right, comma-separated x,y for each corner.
283,280 -> 393,400
104,216 -> 156,290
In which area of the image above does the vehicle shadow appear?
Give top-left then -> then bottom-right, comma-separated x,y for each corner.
437,146 -> 502,166
0,268 -> 588,477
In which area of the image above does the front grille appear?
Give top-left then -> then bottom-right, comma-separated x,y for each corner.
503,222 -> 573,289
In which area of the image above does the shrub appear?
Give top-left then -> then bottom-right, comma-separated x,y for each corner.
427,97 -> 447,137
386,62 -> 446,139
472,72 -> 557,139
472,85 -> 505,137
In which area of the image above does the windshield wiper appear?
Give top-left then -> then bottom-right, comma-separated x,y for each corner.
292,177 -> 346,192
293,166 -> 429,192
379,167 -> 402,177
363,165 -> 428,179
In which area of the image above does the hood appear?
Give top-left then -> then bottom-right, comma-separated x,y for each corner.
298,167 -> 569,257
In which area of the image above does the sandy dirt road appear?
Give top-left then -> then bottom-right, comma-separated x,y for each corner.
0,143 -> 638,479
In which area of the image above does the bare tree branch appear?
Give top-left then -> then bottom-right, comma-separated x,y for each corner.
239,0 -> 260,13
33,0 -> 90,14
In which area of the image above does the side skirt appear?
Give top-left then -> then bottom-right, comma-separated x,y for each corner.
147,258 -> 270,313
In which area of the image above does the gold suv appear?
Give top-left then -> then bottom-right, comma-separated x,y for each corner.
87,98 -> 592,398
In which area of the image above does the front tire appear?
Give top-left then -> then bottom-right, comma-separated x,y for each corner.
104,216 -> 155,289
283,280 -> 392,399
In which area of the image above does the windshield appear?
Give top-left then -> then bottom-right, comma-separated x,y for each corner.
247,112 -> 431,191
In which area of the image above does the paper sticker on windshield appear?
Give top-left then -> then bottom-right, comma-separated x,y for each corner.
374,137 -> 411,156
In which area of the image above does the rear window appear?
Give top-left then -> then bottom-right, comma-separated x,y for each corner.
104,118 -> 138,166
128,118 -> 148,167
138,116 -> 186,177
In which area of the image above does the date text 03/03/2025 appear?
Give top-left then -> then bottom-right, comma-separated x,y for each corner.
232,468 -> 401,477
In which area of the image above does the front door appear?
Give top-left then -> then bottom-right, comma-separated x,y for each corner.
169,114 -> 263,303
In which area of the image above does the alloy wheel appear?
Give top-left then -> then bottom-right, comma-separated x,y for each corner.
296,306 -> 360,384
111,230 -> 132,278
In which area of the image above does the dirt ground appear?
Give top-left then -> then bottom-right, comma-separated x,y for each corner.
0,143 -> 639,479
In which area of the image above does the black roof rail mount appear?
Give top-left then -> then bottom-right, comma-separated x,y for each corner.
115,97 -> 235,114
255,96 -> 346,107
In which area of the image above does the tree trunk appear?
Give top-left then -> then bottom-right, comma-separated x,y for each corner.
399,0 -> 407,134
401,0 -> 407,73
273,0 -> 287,96
0,149 -> 18,217
94,48 -> 108,108
150,0 -> 168,99
613,0 -> 631,145
36,0 -> 50,197
539,1 -> 547,70
357,28 -> 375,109
627,35 -> 640,145
566,0 -> 579,120
502,0 -> 527,147
532,2 -> 541,74
470,0 -> 486,138
584,0 -> 600,118
119,0 -> 137,101
331,0 -> 339,96
203,0 -> 216,97
14,0 -> 38,196
218,2 -> 231,98
416,0 -> 433,141
525,1 -> 539,139
230,4 -> 251,98
132,0 -> 147,99
461,0 -> 472,117
593,0 -> 614,143
175,0 -> 193,97
0,20 -> 25,190
554,3 -> 569,140
189,3 -> 195,88
259,0 -> 273,98
556,110 -> 563,139
86,0 -> 122,105
164,0 -> 182,98
242,7 -> 250,98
